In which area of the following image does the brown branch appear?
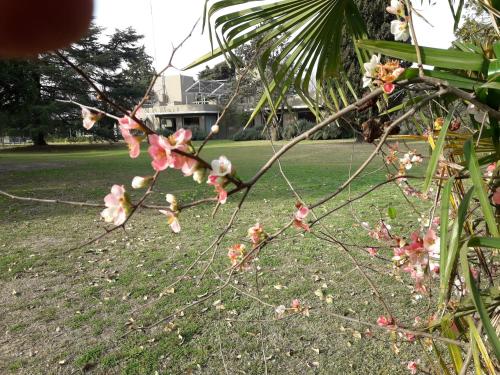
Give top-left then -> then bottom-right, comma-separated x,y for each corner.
405,0 -> 425,77
309,88 -> 447,210
131,19 -> 200,117
55,99 -> 121,121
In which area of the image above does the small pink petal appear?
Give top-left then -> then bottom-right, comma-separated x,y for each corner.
383,82 -> 395,94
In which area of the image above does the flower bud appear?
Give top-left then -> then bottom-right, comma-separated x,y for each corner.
193,168 -> 207,184
131,176 -> 153,189
166,194 -> 176,204
211,124 -> 220,134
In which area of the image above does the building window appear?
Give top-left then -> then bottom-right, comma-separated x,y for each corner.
184,117 -> 200,128
297,111 -> 316,123
160,117 -> 176,129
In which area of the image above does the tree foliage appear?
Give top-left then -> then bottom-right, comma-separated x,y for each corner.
0,25 -> 153,144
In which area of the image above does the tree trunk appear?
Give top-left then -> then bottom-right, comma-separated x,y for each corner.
32,131 -> 47,146
270,125 -> 279,141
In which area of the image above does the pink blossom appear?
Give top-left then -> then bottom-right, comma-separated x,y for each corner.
405,333 -> 416,342
227,243 -> 248,269
493,187 -> 500,205
293,203 -> 310,231
120,127 -> 141,158
471,267 -> 479,280
367,247 -> 378,256
407,361 -> 417,374
423,228 -> 439,256
181,157 -> 198,177
119,115 -> 141,130
383,82 -> 395,94
101,185 -> 131,226
369,221 -> 391,241
248,223 -> 265,245
81,107 -> 101,130
486,163 -> 496,176
207,174 -> 228,204
377,315 -> 394,327
291,299 -> 301,311
159,209 -> 180,233
148,130 -> 194,172
148,134 -> 174,171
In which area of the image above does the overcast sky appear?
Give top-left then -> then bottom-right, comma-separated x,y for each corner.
93,0 -> 457,77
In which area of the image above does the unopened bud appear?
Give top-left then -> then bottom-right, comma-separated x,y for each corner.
193,168 -> 207,184
131,176 -> 153,189
211,124 -> 220,134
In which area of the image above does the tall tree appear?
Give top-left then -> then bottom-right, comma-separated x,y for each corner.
0,25 -> 154,145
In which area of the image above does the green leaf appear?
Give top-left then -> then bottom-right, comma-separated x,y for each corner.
466,316 -> 497,374
442,188 -> 473,303
423,110 -> 454,192
403,68 -> 481,90
357,39 -> 489,73
464,140 -> 499,236
439,177 -> 454,306
186,0 -> 371,122
460,245 -> 500,360
494,42 -> 500,59
387,207 -> 397,220
441,315 -> 464,372
468,236 -> 500,248
488,60 -> 500,80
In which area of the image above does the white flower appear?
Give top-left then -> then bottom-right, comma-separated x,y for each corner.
211,124 -> 220,134
362,54 -> 380,88
386,0 -> 405,17
131,176 -> 153,189
400,153 -> 413,169
391,20 -> 410,41
410,154 -> 423,164
211,156 -> 232,176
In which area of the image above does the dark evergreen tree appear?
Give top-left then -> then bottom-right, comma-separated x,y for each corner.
0,24 -> 154,145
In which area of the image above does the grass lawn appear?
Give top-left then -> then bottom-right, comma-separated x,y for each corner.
0,140 -> 432,374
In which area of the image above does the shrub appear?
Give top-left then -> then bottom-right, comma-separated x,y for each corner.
232,125 -> 266,141
190,128 -> 209,141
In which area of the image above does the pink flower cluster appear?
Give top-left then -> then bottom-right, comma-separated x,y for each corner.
227,243 -> 249,270
248,223 -> 266,245
148,129 -> 196,173
293,203 -> 310,231
100,185 -> 132,226
96,108 -> 240,232
393,228 -> 440,293
207,156 -> 233,204
119,115 -> 143,159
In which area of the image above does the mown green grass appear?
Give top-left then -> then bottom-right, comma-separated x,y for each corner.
0,140 -> 432,374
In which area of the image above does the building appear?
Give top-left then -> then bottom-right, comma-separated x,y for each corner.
143,73 -> 319,139
143,74 -> 229,137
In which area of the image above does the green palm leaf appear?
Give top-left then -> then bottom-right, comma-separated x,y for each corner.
186,0 -> 367,123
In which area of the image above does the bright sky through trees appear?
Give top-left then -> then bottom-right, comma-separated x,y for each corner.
94,0 -> 456,76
